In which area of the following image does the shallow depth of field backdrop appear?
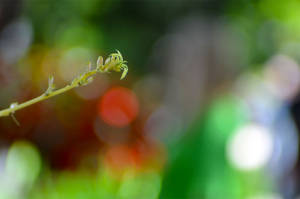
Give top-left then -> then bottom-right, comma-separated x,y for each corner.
0,0 -> 300,199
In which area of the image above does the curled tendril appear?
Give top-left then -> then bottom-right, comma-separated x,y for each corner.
97,50 -> 128,80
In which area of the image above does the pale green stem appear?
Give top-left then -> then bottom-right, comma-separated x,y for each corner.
0,84 -> 77,117
0,50 -> 128,119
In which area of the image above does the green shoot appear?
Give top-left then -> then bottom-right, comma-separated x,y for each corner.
0,50 -> 128,122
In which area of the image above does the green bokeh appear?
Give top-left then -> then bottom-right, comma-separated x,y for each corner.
6,141 -> 41,186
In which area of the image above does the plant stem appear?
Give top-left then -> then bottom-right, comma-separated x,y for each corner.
0,84 -> 77,117
0,50 -> 128,119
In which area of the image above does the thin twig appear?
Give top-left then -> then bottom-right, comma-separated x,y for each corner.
0,50 -> 128,118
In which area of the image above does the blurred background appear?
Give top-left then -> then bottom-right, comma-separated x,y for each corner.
0,0 -> 300,198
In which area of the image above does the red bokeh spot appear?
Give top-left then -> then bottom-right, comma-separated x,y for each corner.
99,86 -> 139,127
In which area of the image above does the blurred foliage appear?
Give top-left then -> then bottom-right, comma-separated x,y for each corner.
0,0 -> 299,199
